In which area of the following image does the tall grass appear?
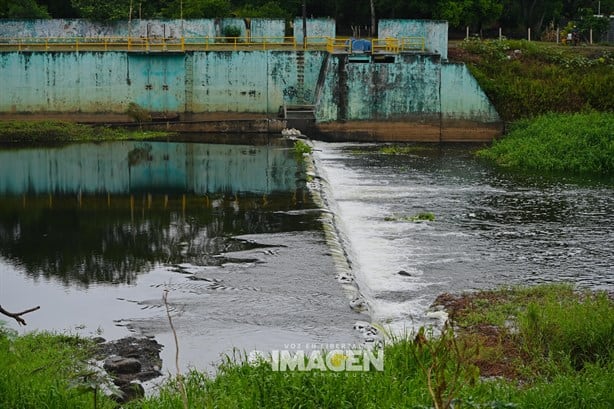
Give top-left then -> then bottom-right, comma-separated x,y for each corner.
0,329 -> 116,409
458,39 -> 614,122
3,284 -> 613,408
0,120 -> 171,143
519,291 -> 614,372
476,112 -> 614,174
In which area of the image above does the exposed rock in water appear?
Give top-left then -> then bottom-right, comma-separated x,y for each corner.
96,336 -> 163,403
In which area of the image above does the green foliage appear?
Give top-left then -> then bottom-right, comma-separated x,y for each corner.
385,211 -> 436,222
163,0 -> 232,18
293,139 -> 312,162
70,0 -> 130,20
476,112 -> 614,175
0,0 -> 50,18
378,144 -> 435,155
0,332 -> 116,409
222,24 -> 242,38
436,0 -> 503,30
518,291 -> 614,372
2,285 -> 613,408
459,39 -> 614,121
234,2 -> 290,19
0,120 -> 172,143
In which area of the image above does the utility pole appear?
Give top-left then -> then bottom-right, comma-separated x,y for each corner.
370,0 -> 375,38
302,0 -> 307,47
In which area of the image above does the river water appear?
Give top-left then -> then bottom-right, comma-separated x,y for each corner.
0,139 -> 612,374
312,142 -> 614,333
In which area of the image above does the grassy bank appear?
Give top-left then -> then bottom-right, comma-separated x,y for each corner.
3,284 -> 612,408
476,112 -> 614,175
0,330 -> 116,409
452,39 -> 614,122
452,40 -> 614,175
0,120 -> 172,143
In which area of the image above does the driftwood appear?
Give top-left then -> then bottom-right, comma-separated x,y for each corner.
0,305 -> 40,326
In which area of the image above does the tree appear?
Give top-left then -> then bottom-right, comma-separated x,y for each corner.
160,0 -> 231,18
71,0 -> 131,20
436,0 -> 504,32
0,0 -> 50,18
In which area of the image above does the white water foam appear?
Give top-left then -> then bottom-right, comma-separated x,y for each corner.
311,142 -> 447,337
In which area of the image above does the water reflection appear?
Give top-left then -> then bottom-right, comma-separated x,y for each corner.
0,141 -> 299,195
0,141 -> 315,287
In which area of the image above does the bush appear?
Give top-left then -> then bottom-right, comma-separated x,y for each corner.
223,25 -> 242,38
458,39 -> 614,121
476,112 -> 614,175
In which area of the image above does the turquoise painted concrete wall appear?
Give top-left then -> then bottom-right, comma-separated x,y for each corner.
250,19 -> 285,42
0,19 -> 216,38
293,18 -> 335,43
316,54 -> 443,122
441,63 -> 500,123
1,52 -> 129,112
0,50 -> 499,124
378,19 -> 448,60
0,51 -> 325,113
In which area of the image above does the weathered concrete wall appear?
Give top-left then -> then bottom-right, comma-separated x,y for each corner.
250,19 -> 286,42
0,51 -> 325,114
2,52 -> 130,112
441,63 -> 499,122
314,53 -> 501,141
316,54 -> 442,123
293,18 -> 335,43
378,19 -> 448,60
0,19 -> 212,38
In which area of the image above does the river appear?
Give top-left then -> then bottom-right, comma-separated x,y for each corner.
0,139 -> 612,375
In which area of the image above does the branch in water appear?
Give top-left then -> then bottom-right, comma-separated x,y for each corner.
0,305 -> 40,326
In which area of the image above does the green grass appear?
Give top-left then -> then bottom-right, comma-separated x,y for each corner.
0,329 -> 116,409
476,112 -> 614,175
456,39 -> 614,122
293,139 -> 312,162
0,120 -> 173,143
3,284 -> 614,408
378,145 -> 436,155
385,211 -> 436,222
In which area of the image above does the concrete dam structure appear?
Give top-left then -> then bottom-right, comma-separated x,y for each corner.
0,19 -> 503,142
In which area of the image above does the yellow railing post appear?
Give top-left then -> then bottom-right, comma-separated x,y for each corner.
181,37 -> 185,52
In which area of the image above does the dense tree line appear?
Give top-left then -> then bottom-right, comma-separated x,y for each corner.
1,0 -> 612,37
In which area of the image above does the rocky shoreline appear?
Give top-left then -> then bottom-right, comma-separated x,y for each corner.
95,336 -> 164,403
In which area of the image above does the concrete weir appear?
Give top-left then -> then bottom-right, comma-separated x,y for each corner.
0,19 -> 503,142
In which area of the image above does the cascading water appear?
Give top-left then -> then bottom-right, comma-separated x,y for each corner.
311,141 -> 614,337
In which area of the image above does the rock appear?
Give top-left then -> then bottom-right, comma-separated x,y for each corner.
397,270 -> 412,277
104,356 -> 142,374
349,297 -> 367,312
114,381 -> 145,404
97,337 -> 163,381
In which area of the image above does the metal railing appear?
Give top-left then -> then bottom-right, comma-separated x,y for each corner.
0,35 -> 426,54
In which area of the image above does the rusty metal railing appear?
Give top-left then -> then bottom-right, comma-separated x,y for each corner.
0,35 -> 426,54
